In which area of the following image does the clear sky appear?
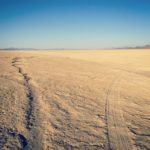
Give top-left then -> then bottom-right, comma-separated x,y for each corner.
0,0 -> 150,49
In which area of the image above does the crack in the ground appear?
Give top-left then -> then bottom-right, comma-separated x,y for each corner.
0,127 -> 28,150
12,57 -> 34,130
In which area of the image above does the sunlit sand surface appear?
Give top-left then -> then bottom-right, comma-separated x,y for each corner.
0,49 -> 150,150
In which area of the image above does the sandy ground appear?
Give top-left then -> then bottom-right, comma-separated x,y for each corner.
0,49 -> 150,150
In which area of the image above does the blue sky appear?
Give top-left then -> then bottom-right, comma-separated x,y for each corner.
0,0 -> 150,49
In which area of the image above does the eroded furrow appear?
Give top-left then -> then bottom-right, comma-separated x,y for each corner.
105,76 -> 134,150
12,57 -> 34,131
0,127 -> 28,150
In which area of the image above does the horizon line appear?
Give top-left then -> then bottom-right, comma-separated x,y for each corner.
0,44 -> 150,50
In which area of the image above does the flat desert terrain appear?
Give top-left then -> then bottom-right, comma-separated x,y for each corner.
0,50 -> 150,150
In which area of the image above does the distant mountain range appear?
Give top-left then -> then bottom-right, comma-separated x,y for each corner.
115,45 -> 150,49
135,45 -> 150,49
0,47 -> 37,50
0,47 -> 67,50
0,45 -> 150,50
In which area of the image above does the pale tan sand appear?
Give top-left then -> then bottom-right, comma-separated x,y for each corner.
0,50 -> 150,150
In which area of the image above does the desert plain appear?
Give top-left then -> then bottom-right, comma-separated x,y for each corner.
0,49 -> 150,150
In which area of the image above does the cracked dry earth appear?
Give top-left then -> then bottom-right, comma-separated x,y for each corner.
0,50 -> 150,150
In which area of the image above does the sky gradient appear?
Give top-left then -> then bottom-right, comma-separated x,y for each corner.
0,0 -> 150,49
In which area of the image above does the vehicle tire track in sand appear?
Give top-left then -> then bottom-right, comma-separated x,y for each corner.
105,75 -> 134,150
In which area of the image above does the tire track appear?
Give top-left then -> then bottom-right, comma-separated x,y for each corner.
105,75 -> 134,150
